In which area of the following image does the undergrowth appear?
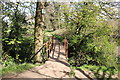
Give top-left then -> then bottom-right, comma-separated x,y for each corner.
2,63 -> 39,76
72,64 -> 118,79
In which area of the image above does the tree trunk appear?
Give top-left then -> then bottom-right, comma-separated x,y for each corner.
35,2 -> 44,62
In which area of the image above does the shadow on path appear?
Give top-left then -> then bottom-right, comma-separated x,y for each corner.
76,68 -> 93,80
49,56 -> 70,67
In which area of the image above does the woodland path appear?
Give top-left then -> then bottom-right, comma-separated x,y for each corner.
4,39 -> 87,79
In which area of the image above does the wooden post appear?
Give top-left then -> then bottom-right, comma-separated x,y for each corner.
57,42 -> 60,59
51,36 -> 54,49
46,41 -> 49,60
46,36 -> 54,60
48,40 -> 50,55
59,42 -> 60,53
52,39 -> 56,58
64,37 -> 68,60
49,36 -> 54,53
48,40 -> 50,58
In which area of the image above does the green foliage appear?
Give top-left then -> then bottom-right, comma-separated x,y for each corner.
2,54 -> 15,67
54,34 -> 64,43
65,2 -> 118,69
69,66 -> 75,77
41,48 -> 47,63
2,2 -> 35,63
76,65 -> 118,79
68,24 -> 117,68
43,36 -> 50,42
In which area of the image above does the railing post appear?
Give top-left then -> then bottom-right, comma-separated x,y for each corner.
49,36 -> 54,53
46,36 -> 54,60
48,40 -> 50,56
64,37 -> 68,61
51,36 -> 54,50
46,41 -> 49,60
59,42 -> 60,54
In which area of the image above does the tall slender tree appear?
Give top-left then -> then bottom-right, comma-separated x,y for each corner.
35,2 -> 45,62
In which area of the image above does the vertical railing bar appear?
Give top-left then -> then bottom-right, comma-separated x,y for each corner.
59,42 -> 60,54
52,40 -> 55,58
64,36 -> 68,61
46,41 -> 48,60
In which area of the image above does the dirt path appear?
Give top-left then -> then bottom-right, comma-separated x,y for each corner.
3,40 -> 87,79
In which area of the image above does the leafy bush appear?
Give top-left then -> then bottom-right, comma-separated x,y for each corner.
77,65 -> 118,79
2,54 -> 15,67
67,24 -> 118,69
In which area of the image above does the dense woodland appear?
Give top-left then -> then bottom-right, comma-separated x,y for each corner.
1,1 -> 120,79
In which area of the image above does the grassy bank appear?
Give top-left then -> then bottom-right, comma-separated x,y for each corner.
1,63 -> 40,76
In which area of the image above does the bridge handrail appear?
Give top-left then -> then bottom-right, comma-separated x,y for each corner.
30,36 -> 69,62
30,43 -> 46,61
30,36 -> 54,61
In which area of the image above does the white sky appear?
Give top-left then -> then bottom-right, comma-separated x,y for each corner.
6,0 -> 120,2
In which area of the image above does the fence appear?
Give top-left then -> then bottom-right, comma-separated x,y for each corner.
30,35 -> 68,61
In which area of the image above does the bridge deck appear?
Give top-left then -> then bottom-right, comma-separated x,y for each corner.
49,39 -> 67,63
